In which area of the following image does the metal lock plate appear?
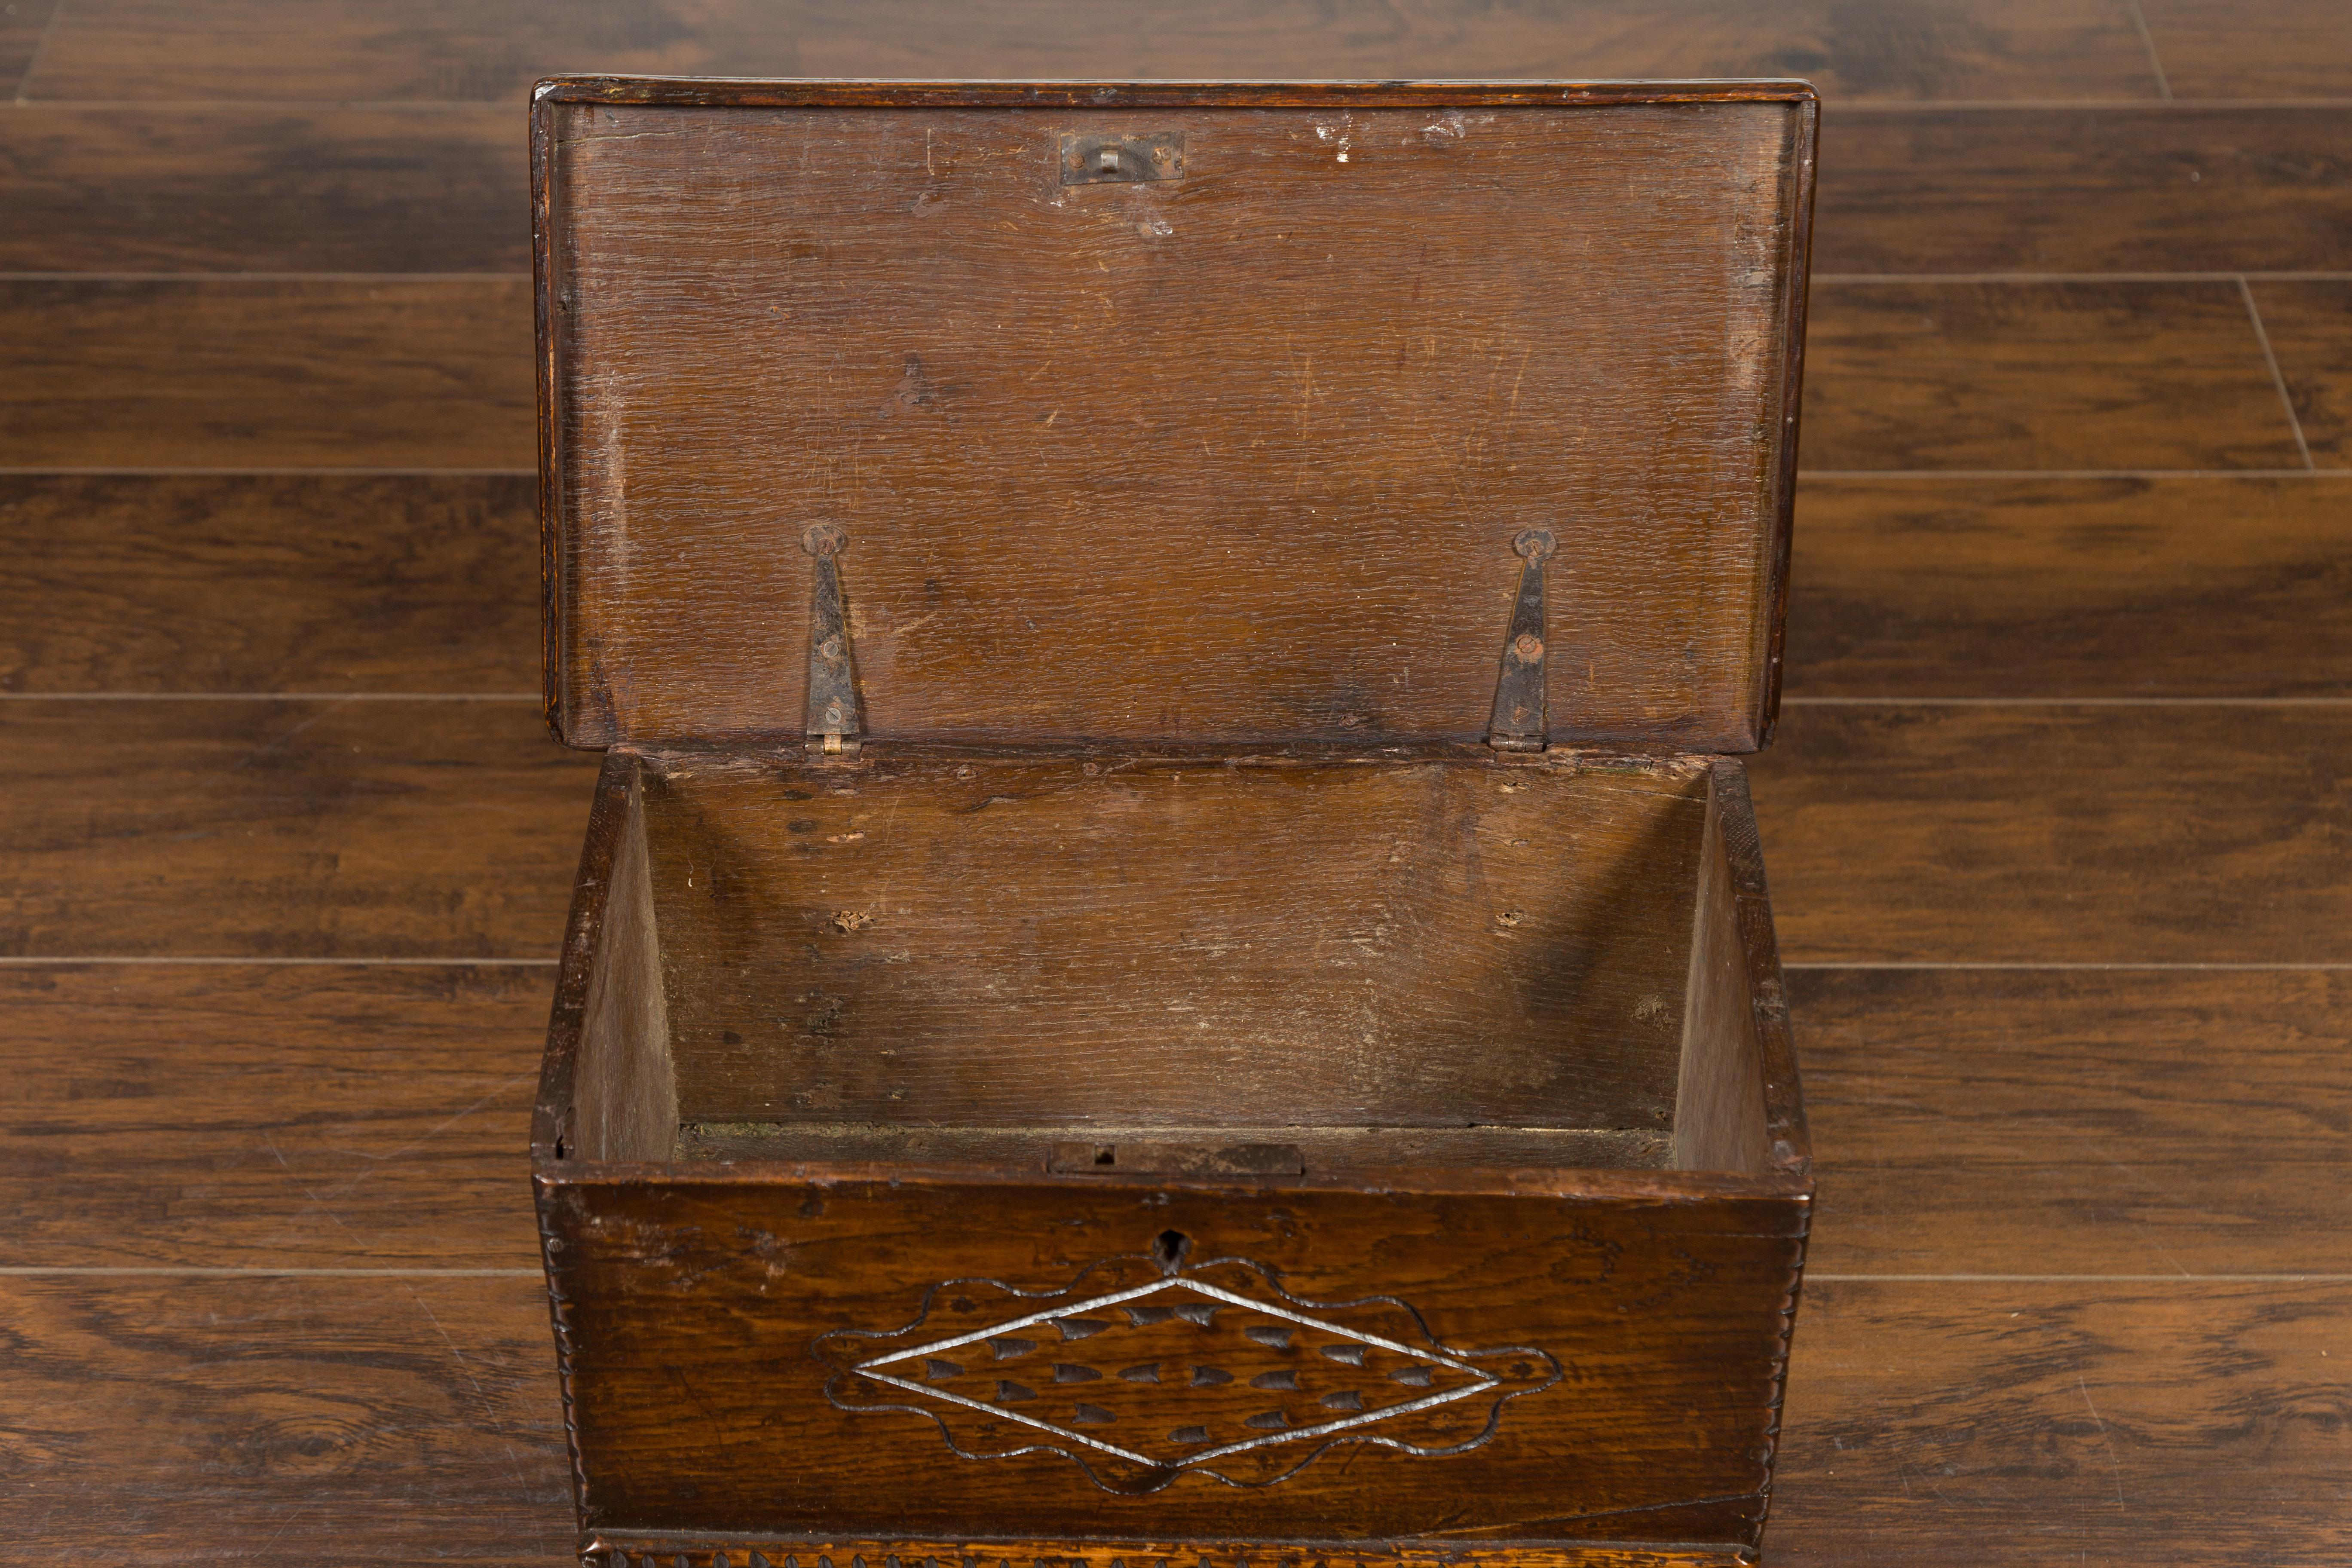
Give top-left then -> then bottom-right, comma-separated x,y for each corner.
1060,132 -> 1185,184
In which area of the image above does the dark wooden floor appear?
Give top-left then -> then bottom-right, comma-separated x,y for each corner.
5,3 -> 2349,1563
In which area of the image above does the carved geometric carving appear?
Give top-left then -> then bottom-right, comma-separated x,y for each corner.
815,1246 -> 1558,1493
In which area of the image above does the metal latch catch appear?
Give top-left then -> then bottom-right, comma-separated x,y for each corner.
801,523 -> 862,759
1488,528 -> 1554,752
1060,132 -> 1185,184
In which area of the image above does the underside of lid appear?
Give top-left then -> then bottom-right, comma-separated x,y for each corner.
535,80 -> 1816,753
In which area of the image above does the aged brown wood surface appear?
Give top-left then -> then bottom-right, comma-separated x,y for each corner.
637,747 -> 1708,1134
7,3 -> 2349,1566
0,1274 -> 572,1564
0,475 -> 538,693
0,700 -> 593,957
19,0 -> 2167,104
0,107 -> 529,273
543,91 -> 1809,753
0,0 -> 59,86
2252,279 -> 2352,465
1786,476 -> 2352,696
540,1176 -> 1804,1543
1814,106 -> 2352,273
2141,0 -> 2352,97
1795,968 -> 2352,1273
1803,279 -> 2306,470
589,1540 -> 1749,1568
0,963 -> 547,1268
0,278 -> 534,469
1752,704 -> 2352,964
1773,1281 -> 2352,1566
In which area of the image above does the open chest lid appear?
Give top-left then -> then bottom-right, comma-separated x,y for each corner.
535,79 -> 1816,754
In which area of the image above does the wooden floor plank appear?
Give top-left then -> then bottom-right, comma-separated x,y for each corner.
1816,106 -> 2352,273
19,0 -> 802,102
22,0 -> 2165,105
1785,475 -> 2352,697
0,475 -> 538,694
0,964 -> 546,1269
2251,278 -> 2352,466
1772,1281 -> 2352,1566
5,278 -> 2305,477
2,0 -> 61,93
2140,0 -> 2352,100
0,279 -> 533,469
787,0 -> 2165,103
1801,279 -> 2304,469
7,1274 -> 2343,1565
0,700 -> 595,959
0,107 -> 526,272
25,103 -> 2348,279
0,1274 -> 573,1565
1794,968 -> 2352,1274
1748,705 -> 2352,965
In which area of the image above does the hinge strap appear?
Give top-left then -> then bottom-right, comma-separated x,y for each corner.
1487,528 -> 1554,752
801,523 -> 863,759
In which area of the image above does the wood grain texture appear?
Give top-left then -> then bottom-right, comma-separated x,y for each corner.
1749,704 -> 2352,964
0,700 -> 595,958
1673,781 -> 1771,1173
23,0 -> 2164,104
0,475 -> 538,694
1801,279 -> 2303,469
0,1274 -> 573,1565
636,747 -> 1709,1136
2140,0 -> 2352,100
0,107 -> 527,272
12,1277 -> 2336,1567
541,1175 -> 1804,1544
1784,475 -> 2352,696
1772,1281 -> 2352,1567
1792,967 -> 2352,1274
573,771 -> 674,1164
1815,105 -> 2352,273
0,278 -> 533,469
0,963 -> 546,1268
544,92 -> 1807,753
588,1539 -> 1747,1568
21,0 -> 805,102
2252,279 -> 2352,466
0,0 -> 60,93
784,0 -> 2163,102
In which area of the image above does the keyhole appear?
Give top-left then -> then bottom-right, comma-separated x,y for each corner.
1099,147 -> 1121,174
1152,1228 -> 1192,1274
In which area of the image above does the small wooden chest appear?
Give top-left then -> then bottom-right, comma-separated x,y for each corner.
531,78 -> 1817,1568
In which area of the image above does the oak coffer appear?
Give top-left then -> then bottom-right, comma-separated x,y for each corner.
530,78 -> 1818,1568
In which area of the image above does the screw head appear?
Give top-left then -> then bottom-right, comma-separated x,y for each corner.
801,522 -> 847,558
1513,528 -> 1556,563
1513,633 -> 1544,662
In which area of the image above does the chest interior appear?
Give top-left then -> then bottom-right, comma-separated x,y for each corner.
568,742 -> 1776,1178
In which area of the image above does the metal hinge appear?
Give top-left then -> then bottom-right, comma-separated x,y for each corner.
801,523 -> 863,760
1488,528 -> 1554,752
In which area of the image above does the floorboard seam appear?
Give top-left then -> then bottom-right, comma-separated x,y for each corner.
0,956 -> 559,966
11,96 -> 2352,111
2120,0 -> 2174,100
2239,274 -> 2318,470
1817,272 -> 2352,284
3,1267 -> 2341,1282
0,271 -> 532,282
1782,961 -> 2352,971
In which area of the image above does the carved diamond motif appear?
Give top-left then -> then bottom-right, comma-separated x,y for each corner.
820,1254 -> 1558,1491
